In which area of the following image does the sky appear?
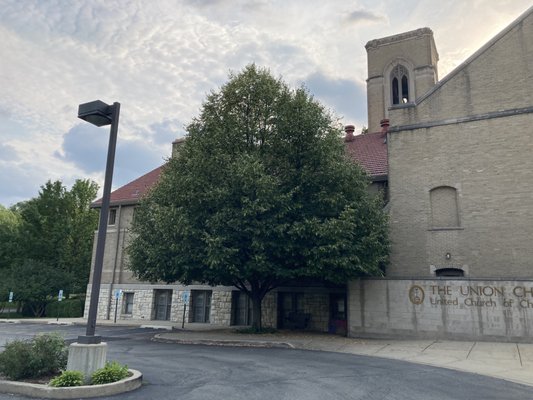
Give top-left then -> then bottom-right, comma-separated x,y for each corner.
0,0 -> 530,207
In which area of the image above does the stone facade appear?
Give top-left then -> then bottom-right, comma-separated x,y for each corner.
85,282 -> 338,333
261,292 -> 277,328
210,290 -> 232,326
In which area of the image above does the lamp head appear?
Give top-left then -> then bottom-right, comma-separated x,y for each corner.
78,100 -> 113,127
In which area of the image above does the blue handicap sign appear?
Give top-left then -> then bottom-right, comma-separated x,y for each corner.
182,291 -> 190,304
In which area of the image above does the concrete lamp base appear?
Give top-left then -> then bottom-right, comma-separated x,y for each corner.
66,342 -> 108,383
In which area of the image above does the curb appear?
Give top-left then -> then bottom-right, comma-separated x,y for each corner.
152,335 -> 294,349
0,369 -> 142,399
140,324 -> 173,330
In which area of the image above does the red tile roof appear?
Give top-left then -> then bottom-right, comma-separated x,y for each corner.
92,165 -> 164,207
94,134 -> 388,207
344,131 -> 388,178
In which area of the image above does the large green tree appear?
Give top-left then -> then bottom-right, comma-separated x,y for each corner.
128,65 -> 388,328
3,179 -> 99,311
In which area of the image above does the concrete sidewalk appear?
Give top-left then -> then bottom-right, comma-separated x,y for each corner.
2,317 -> 533,388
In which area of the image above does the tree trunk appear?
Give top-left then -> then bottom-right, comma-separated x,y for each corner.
250,293 -> 263,330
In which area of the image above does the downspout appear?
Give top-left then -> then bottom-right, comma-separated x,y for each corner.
106,204 -> 122,319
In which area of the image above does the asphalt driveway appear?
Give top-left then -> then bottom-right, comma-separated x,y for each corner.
0,324 -> 532,400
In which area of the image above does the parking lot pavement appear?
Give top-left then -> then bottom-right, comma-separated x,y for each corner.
2,318 -> 533,388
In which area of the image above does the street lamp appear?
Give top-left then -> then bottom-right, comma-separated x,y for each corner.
66,100 -> 120,381
77,100 -> 120,344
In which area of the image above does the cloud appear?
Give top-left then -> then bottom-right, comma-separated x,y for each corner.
303,72 -> 367,126
0,0 -> 531,207
149,120 -> 186,146
56,123 -> 165,189
0,162 -> 45,206
112,140 -> 166,188
56,124 -> 107,174
345,9 -> 387,25
0,143 -> 19,161
184,0 -> 226,6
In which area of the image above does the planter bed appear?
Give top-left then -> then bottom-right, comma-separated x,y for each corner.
0,369 -> 142,399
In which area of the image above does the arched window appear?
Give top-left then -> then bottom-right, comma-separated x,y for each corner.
430,186 -> 460,228
401,76 -> 409,103
392,78 -> 399,105
390,65 -> 409,104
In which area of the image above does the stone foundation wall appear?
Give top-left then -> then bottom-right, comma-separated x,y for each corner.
85,284 -> 339,332
261,292 -> 277,328
211,290 -> 232,325
170,289 -> 190,324
83,288 -> 110,320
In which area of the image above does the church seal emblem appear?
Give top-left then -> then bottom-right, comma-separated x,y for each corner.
408,285 -> 425,305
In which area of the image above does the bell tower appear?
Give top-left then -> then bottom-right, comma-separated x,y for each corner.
365,28 -> 439,133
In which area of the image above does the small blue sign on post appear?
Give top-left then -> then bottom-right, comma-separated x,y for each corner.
181,291 -> 190,304
181,291 -> 190,329
58,290 -> 64,302
8,292 -> 13,303
113,289 -> 122,323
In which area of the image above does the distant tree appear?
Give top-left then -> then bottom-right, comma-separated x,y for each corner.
5,259 -> 67,317
0,205 -> 21,271
11,179 -> 98,299
361,126 -> 368,134
128,65 -> 388,329
62,180 -> 100,293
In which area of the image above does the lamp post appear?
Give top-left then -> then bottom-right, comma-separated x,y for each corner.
66,100 -> 120,381
77,100 -> 120,344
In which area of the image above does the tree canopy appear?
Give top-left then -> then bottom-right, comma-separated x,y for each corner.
0,179 -> 98,315
128,65 -> 388,328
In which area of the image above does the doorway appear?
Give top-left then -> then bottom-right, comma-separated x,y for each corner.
277,292 -> 309,329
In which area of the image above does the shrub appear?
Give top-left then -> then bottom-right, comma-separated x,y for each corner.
0,333 -> 67,380
45,298 -> 85,318
49,370 -> 84,387
30,333 -> 68,377
0,339 -> 34,380
91,361 -> 129,385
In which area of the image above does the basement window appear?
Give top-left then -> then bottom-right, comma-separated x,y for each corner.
436,268 -> 464,277
123,292 -> 134,314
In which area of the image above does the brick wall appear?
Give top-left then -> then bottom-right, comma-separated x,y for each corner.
386,12 -> 533,278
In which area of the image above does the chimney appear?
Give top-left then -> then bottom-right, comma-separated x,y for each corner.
172,137 -> 186,158
344,125 -> 355,142
380,119 -> 390,133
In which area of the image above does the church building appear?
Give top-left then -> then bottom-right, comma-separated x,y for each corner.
348,6 -> 533,341
86,6 -> 533,341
